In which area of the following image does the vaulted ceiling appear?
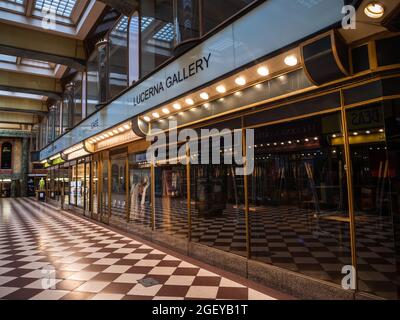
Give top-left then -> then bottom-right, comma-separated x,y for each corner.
0,0 -> 106,131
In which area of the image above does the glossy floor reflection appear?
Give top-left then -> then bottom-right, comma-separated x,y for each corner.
0,198 -> 289,300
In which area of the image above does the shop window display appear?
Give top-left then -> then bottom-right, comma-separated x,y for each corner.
84,162 -> 91,215
110,154 -> 127,220
101,158 -> 109,217
76,161 -> 85,208
347,102 -> 400,299
70,163 -> 77,206
92,161 -> 99,215
128,152 -> 151,228
248,112 -> 352,284
191,142 -> 247,257
155,155 -> 188,238
60,164 -> 69,207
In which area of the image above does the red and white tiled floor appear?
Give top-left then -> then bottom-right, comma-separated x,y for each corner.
0,198 -> 291,300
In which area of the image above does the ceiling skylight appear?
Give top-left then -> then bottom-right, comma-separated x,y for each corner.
153,23 -> 174,42
34,0 -> 77,17
115,16 -> 129,33
0,54 -> 18,63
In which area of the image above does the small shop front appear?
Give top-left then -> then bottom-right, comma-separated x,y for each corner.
42,32 -> 400,299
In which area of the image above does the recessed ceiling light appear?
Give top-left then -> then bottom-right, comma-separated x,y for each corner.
118,127 -> 124,132
104,134 -> 109,138
200,92 -> 209,100
100,135 -> 105,140
284,55 -> 298,66
257,66 -> 270,76
216,85 -> 226,93
162,108 -> 170,114
235,76 -> 246,86
364,2 -> 384,18
379,129 -> 384,132
173,103 -> 181,110
366,130 -> 371,134
152,112 -> 160,118
185,98 -> 194,105
124,124 -> 130,130
353,132 -> 358,136
143,116 -> 151,122
108,131 -> 114,136
113,129 -> 119,134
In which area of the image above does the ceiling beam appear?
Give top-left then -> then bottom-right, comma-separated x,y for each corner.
0,70 -> 62,100
97,0 -> 139,16
0,96 -> 48,116
24,0 -> 35,17
0,112 -> 38,125
0,23 -> 86,71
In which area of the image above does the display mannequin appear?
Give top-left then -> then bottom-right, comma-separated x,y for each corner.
141,176 -> 150,205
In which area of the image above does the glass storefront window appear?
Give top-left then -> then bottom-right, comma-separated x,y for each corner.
155,159 -> 188,238
191,141 -> 247,257
85,161 -> 91,215
92,161 -> 99,215
111,153 -> 127,220
248,112 -> 351,284
76,161 -> 85,208
61,164 -> 69,207
70,162 -> 77,206
101,157 -> 109,217
128,152 -> 151,228
347,102 -> 400,299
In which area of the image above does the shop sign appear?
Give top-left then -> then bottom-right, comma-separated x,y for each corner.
40,0 -> 345,161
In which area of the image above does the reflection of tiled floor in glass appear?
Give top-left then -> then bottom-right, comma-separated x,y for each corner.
109,197 -> 399,299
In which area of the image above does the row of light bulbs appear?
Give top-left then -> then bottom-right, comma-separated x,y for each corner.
88,123 -> 132,144
331,129 -> 384,138
142,54 -> 299,123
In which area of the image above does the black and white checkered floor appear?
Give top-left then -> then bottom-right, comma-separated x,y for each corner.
111,197 -> 399,299
0,198 -> 291,300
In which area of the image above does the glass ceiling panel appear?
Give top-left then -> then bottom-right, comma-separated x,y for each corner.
34,0 -> 77,17
0,54 -> 17,63
5,0 -> 24,4
20,58 -> 55,69
129,16 -> 154,33
115,16 -> 128,33
153,23 -> 174,42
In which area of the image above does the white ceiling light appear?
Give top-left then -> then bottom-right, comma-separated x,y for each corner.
143,116 -> 151,122
173,103 -> 181,110
364,2 -> 385,18
235,76 -> 246,86
284,55 -> 298,66
216,85 -> 226,93
152,112 -> 160,118
124,124 -> 131,130
200,92 -> 209,100
257,66 -> 270,76
185,98 -> 194,105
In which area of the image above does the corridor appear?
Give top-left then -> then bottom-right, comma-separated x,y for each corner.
0,198 -> 288,300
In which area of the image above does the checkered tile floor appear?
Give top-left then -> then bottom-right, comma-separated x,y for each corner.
0,198 -> 288,300
109,197 -> 399,299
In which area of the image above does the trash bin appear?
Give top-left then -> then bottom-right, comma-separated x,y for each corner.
38,191 -> 46,202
